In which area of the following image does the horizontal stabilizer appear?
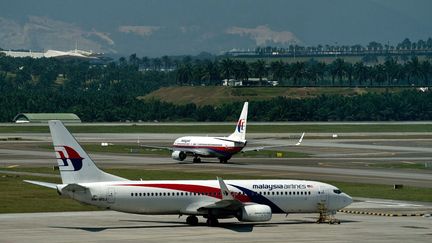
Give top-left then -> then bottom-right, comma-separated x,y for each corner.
24,180 -> 57,189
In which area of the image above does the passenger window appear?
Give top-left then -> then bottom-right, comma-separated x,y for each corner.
131,193 -> 133,197
135,193 -> 138,196
139,193 -> 142,196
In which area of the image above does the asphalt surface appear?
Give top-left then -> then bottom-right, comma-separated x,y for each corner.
1,131 -> 432,242
1,132 -> 432,187
0,207 -> 430,243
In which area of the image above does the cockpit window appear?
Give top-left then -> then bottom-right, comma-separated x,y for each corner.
333,189 -> 342,194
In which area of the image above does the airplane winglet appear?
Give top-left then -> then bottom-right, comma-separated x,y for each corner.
217,177 -> 234,200
296,132 -> 305,146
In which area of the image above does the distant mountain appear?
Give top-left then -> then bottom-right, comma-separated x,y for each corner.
0,0 -> 431,57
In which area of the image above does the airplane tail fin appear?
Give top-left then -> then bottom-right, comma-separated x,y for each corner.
49,120 -> 127,184
228,102 -> 248,142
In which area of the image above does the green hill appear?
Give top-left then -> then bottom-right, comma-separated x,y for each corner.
140,86 -> 408,106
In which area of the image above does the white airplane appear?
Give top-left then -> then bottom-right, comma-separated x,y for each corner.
143,102 -> 305,163
25,120 -> 352,226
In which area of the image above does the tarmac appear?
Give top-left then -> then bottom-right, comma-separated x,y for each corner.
0,205 -> 431,243
1,130 -> 432,242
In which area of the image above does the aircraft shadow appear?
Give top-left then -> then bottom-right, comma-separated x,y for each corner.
51,218 -> 359,233
178,161 -> 247,165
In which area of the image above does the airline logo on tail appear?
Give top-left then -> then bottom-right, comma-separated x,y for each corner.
55,146 -> 83,171
237,119 -> 245,132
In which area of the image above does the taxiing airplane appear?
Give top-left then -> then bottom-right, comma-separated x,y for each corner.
25,120 -> 351,226
143,102 -> 305,163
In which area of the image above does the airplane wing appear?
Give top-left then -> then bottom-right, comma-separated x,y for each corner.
242,132 -> 305,152
197,177 -> 243,212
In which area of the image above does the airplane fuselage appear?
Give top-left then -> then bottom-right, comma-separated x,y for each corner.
172,136 -> 246,161
59,179 -> 351,217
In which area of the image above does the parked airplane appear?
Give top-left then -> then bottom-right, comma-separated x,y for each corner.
142,102 -> 305,163
25,120 -> 352,226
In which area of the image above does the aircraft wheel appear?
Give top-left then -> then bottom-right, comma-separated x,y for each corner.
193,157 -> 201,163
186,215 -> 199,226
219,158 -> 228,164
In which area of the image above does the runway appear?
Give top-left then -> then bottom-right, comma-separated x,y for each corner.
0,207 -> 430,243
1,130 -> 432,242
1,131 -> 432,188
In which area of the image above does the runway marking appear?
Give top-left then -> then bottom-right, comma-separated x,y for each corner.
6,165 -> 19,168
364,200 -> 423,207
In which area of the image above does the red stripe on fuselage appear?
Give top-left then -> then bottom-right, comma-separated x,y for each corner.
117,183 -> 250,202
173,145 -> 244,154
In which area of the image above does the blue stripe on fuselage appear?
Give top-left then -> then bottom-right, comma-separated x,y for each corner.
229,184 -> 285,213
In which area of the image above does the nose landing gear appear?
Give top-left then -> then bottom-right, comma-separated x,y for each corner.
316,203 -> 341,224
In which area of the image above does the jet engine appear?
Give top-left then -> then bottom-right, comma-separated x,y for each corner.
171,151 -> 187,161
237,204 -> 272,222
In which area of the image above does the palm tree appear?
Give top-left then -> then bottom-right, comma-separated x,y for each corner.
220,58 -> 234,81
269,61 -> 286,82
176,63 -> 192,86
250,59 -> 267,81
290,62 -> 306,85
161,55 -> 172,70
233,60 -> 249,82
420,60 -> 432,86
353,62 -> 367,86
152,58 -> 162,71
332,58 -> 347,84
406,57 -> 422,85
141,57 -> 150,70
383,58 -> 399,85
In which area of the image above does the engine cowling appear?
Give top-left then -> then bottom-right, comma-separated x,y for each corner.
237,204 -> 272,222
171,151 -> 186,161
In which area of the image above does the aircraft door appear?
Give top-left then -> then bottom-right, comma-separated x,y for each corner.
107,187 -> 115,204
318,187 -> 329,209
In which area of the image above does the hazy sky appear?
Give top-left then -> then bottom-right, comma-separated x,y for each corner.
0,0 -> 431,56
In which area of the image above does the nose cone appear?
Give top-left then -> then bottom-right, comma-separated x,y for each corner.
341,193 -> 353,208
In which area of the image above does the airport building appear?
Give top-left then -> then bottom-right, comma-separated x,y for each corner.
13,113 -> 81,123
0,49 -> 107,61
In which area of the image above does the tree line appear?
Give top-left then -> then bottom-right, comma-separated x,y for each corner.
1,54 -> 432,122
227,38 -> 432,57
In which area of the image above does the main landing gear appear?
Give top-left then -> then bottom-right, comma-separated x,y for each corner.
219,158 -> 228,164
185,215 -> 219,227
206,216 -> 219,227
193,157 -> 201,163
186,215 -> 199,226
